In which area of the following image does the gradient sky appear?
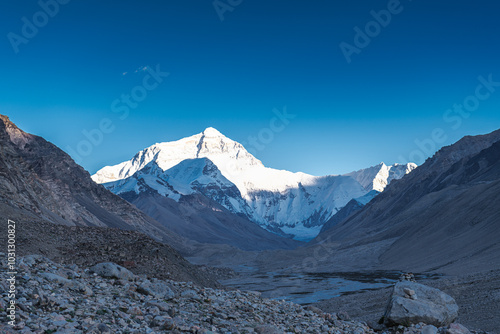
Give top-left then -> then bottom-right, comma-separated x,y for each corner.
2,0 -> 500,175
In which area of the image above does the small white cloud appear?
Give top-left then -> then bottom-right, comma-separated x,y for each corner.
134,66 -> 148,73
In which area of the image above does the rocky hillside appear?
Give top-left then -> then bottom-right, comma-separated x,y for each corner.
0,203 -> 220,288
0,115 -> 173,241
313,128 -> 500,274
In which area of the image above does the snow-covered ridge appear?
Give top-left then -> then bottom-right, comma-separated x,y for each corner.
345,162 -> 417,192
92,127 -> 416,240
92,127 -> 263,186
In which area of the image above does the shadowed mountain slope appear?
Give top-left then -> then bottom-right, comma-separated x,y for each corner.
313,129 -> 500,274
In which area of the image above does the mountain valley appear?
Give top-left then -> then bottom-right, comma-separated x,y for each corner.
1,115 -> 499,332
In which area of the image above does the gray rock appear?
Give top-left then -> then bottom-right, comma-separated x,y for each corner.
421,325 -> 439,334
446,323 -> 471,334
21,254 -> 48,267
162,319 -> 175,330
97,323 -> 111,333
337,310 -> 350,321
137,281 -> 175,300
54,330 -> 77,334
404,288 -> 415,295
69,282 -> 93,296
181,289 -> 200,300
40,273 -> 72,286
89,263 -> 135,281
146,301 -> 171,312
366,320 -> 385,331
304,305 -> 324,315
254,324 -> 282,334
384,281 -> 459,327
52,319 -> 67,326
127,306 -> 143,315
4,255 -> 426,334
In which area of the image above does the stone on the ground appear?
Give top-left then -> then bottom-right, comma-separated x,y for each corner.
40,272 -> 72,286
384,281 -> 459,327
446,323 -> 471,334
137,281 -> 175,300
89,262 -> 135,281
254,324 -> 282,334
337,310 -> 351,321
304,305 -> 324,315
421,324 -> 439,334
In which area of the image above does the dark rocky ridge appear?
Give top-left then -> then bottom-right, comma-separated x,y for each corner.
0,115 -> 172,240
0,115 -> 223,287
311,128 -> 500,274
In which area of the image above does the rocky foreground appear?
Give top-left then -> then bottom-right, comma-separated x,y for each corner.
314,270 -> 500,334
0,255 -> 489,334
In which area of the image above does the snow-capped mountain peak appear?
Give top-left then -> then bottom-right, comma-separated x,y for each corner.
91,127 -> 264,185
92,129 -> 416,240
202,127 -> 224,137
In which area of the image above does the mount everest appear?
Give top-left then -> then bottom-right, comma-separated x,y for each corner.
92,127 -> 416,240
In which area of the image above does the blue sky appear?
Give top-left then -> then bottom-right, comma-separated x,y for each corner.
2,0 -> 500,175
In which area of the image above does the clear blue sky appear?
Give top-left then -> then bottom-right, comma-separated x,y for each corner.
2,0 -> 500,175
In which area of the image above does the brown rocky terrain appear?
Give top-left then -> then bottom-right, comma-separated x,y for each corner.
0,203 -> 222,288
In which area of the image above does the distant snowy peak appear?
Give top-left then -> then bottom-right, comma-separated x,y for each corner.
344,162 -> 417,192
92,128 -> 417,241
91,127 -> 263,184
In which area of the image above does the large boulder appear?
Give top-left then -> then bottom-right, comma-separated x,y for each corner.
383,281 -> 458,327
89,262 -> 135,281
137,280 -> 175,300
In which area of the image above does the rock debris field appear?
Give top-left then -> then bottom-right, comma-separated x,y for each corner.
0,255 -> 489,334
